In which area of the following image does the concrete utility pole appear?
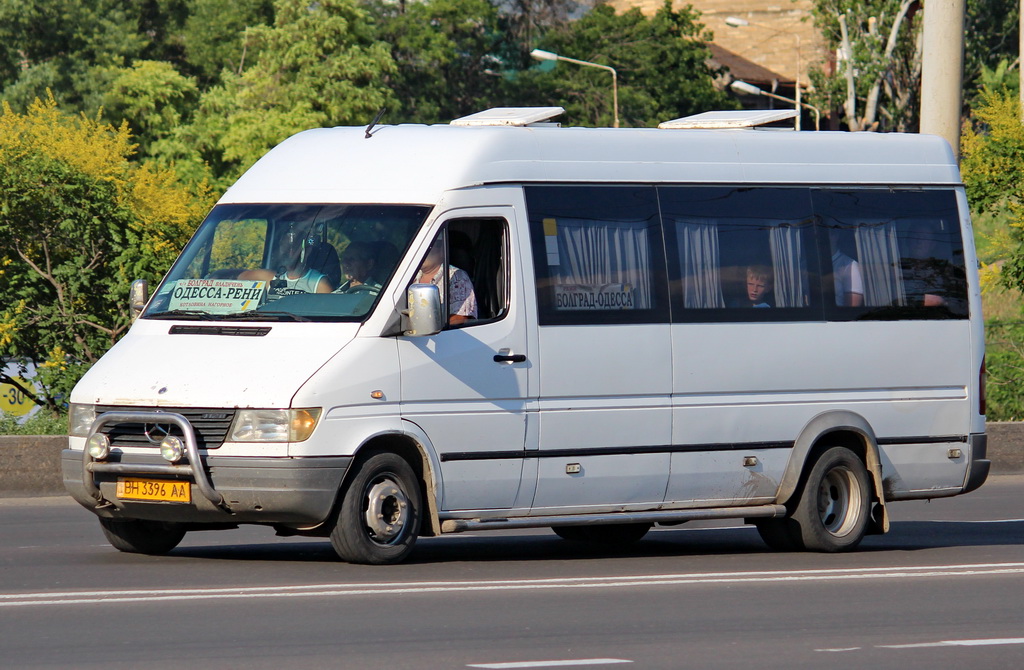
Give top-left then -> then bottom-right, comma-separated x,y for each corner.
920,0 -> 966,160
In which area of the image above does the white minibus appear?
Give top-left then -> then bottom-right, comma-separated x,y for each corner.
63,107 -> 988,564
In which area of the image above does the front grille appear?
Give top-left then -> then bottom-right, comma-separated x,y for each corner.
94,405 -> 236,450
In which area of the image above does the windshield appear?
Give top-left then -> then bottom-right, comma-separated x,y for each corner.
144,204 -> 430,322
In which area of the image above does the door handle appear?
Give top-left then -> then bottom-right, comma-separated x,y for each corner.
493,352 -> 526,363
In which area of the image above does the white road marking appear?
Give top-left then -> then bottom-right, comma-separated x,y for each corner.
917,518 -> 1024,524
2,562 -> 1022,608
467,659 -> 632,668
815,647 -> 862,652
879,637 -> 1024,649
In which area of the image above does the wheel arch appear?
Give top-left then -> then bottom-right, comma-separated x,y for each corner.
338,427 -> 443,537
779,411 -> 889,534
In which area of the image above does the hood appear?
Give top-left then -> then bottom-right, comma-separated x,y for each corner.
71,319 -> 359,409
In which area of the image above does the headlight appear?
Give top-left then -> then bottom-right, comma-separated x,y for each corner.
229,408 -> 321,443
69,404 -> 97,437
86,433 -> 110,460
160,436 -> 185,463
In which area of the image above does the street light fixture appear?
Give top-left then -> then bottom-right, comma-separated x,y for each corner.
725,16 -> 804,130
530,48 -> 619,128
729,80 -> 821,131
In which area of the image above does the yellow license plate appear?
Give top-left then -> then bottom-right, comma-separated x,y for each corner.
116,478 -> 191,503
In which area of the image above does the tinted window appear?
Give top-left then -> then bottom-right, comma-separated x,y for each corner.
812,189 -> 968,319
659,187 -> 819,322
526,186 -> 668,325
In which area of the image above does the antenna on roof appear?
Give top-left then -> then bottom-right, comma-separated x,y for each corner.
365,108 -> 387,139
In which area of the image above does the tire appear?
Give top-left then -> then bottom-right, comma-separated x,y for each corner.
552,523 -> 651,545
330,452 -> 422,565
99,517 -> 186,555
790,446 -> 871,552
753,518 -> 803,552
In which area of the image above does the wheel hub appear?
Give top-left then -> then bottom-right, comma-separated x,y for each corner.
364,477 -> 409,544
817,466 -> 858,536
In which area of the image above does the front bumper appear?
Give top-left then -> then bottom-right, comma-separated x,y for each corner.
63,449 -> 350,525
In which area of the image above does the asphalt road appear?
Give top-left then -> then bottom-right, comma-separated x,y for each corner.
2,476 -> 1023,670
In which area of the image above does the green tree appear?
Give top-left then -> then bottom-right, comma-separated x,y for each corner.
0,95 -> 210,409
370,0 -> 508,123
965,0 -> 1019,96
102,60 -> 199,158
181,0 -> 275,84
807,0 -> 922,132
520,2 -> 732,128
0,0 -> 149,112
165,0 -> 396,187
961,91 -> 1024,293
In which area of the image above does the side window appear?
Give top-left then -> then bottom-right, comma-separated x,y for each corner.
659,186 -> 818,322
811,189 -> 968,319
413,218 -> 508,328
525,185 -> 668,325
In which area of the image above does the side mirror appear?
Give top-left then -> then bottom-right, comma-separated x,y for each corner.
129,279 -> 149,320
402,283 -> 444,336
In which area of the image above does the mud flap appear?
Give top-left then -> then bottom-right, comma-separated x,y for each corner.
864,446 -> 889,534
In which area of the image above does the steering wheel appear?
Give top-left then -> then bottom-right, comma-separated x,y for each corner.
343,284 -> 379,295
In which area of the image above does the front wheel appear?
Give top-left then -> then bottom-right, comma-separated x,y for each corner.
790,446 -> 871,552
330,452 -> 422,565
99,517 -> 186,555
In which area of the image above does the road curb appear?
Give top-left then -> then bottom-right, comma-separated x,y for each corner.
2,426 -> 1022,498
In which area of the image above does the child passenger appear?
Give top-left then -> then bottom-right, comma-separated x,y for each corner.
733,265 -> 773,308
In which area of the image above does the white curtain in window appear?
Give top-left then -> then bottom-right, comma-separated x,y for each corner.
555,218 -> 653,308
855,221 -> 905,307
769,223 -> 807,308
676,218 -> 725,309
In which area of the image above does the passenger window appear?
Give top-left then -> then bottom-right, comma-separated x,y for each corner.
660,187 -> 818,322
525,185 -> 668,325
827,226 -> 864,307
811,189 -> 968,319
414,219 -> 508,328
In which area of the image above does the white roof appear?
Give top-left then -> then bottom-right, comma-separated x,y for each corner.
220,120 -> 960,206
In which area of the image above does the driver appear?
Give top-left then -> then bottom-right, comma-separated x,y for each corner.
335,241 -> 381,293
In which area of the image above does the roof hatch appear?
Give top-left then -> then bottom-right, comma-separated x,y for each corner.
450,107 -> 565,127
658,109 -> 798,130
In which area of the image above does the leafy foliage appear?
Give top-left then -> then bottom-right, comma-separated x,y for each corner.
160,0 -> 397,188
181,0 -> 275,84
961,91 -> 1024,293
985,321 -> 1024,420
519,2 -> 733,128
371,0 -> 508,123
807,0 -> 921,132
0,95 -> 210,409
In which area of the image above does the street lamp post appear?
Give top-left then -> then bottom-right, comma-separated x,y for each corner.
730,80 -> 821,131
725,16 -> 803,131
530,48 -> 619,128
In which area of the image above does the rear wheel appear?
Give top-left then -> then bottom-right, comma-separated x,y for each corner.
790,446 -> 871,552
99,517 -> 186,555
552,523 -> 651,545
330,452 -> 422,565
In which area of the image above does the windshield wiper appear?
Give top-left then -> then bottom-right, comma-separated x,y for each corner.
220,310 -> 312,323
144,310 -> 218,321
